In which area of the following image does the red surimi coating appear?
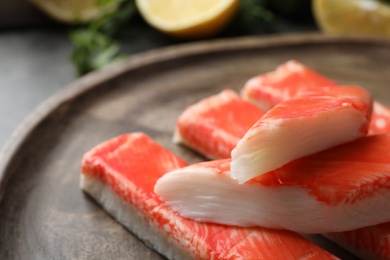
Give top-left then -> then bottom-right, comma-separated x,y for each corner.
326,223 -> 390,260
175,89 -> 265,159
241,60 -> 338,110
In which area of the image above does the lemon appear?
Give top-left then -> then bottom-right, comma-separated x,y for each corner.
313,0 -> 390,37
28,0 -> 117,23
135,0 -> 239,39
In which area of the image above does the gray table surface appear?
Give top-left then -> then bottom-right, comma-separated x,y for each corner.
0,6 -> 317,153
0,29 -> 74,149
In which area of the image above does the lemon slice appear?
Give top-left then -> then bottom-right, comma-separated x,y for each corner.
135,0 -> 239,39
313,0 -> 390,37
28,0 -> 117,23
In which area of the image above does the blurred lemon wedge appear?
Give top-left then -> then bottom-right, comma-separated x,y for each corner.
135,0 -> 239,39
29,0 -> 117,23
313,0 -> 390,37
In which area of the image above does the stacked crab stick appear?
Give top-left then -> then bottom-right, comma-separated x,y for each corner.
175,87 -> 372,184
231,85 -> 372,183
174,89 -> 265,159
156,134 -> 390,234
241,60 -> 390,135
169,105 -> 390,260
81,133 -> 337,260
161,62 -> 390,259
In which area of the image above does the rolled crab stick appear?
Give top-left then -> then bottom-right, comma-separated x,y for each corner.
174,89 -> 265,159
231,85 -> 372,183
81,133 -> 337,260
241,60 -> 390,135
155,134 -> 390,234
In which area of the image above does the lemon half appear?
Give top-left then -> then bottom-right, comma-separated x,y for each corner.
135,0 -> 239,39
313,0 -> 390,37
29,0 -> 117,23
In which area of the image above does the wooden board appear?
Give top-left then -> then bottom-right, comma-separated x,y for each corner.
1,34 -> 390,259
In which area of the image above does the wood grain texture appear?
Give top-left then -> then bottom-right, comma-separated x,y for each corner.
1,34 -> 390,259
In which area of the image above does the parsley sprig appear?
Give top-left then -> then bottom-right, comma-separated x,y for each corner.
70,0 -> 135,75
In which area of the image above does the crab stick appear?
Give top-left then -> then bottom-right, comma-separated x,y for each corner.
156,134 -> 390,234
81,133 -> 337,259
241,60 -> 390,136
231,86 -> 372,183
174,89 -> 265,159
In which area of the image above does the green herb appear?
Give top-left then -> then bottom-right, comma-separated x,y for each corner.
70,0 -> 135,76
239,0 -> 275,24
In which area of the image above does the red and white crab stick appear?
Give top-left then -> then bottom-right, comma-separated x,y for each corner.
241,60 -> 338,110
241,60 -> 390,136
231,85 -> 372,183
174,89 -> 265,160
81,133 -> 337,260
156,134 -> 390,234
